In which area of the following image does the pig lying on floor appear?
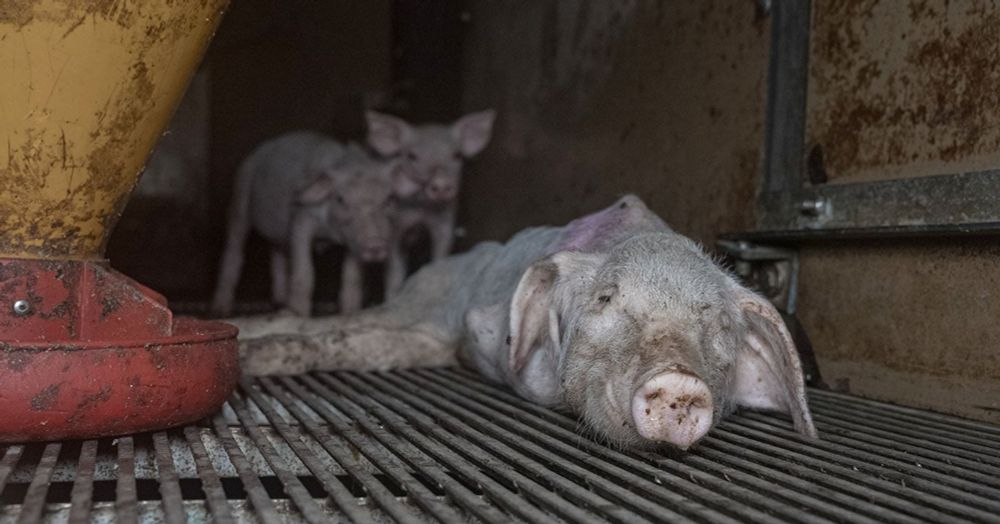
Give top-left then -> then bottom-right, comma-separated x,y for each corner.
229,195 -> 817,449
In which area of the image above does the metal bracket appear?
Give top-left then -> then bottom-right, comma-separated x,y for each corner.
716,240 -> 799,315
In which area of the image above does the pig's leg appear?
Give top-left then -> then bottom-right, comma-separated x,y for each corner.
340,255 -> 364,314
210,166 -> 254,316
384,241 -> 408,299
287,214 -> 320,316
240,318 -> 457,375
428,207 -> 456,261
270,249 -> 289,306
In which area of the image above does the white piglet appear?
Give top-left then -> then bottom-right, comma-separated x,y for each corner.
365,110 -> 496,296
211,133 -> 401,317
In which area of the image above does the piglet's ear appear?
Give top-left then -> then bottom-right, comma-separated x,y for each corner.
733,289 -> 818,438
297,176 -> 334,205
366,111 -> 414,156
508,251 -> 603,374
452,109 -> 496,157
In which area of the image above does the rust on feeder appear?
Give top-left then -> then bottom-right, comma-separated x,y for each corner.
0,0 -> 229,260
0,0 -> 237,443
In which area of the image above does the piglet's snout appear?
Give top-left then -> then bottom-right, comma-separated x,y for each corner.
360,242 -> 389,262
631,372 -> 713,450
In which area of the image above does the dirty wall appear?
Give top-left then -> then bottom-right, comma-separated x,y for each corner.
458,0 -> 1000,421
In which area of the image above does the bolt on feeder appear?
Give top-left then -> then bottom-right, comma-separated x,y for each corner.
0,1 -> 238,442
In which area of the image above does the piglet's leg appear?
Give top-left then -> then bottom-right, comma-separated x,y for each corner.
428,209 -> 456,261
287,215 -> 319,316
340,255 -> 364,314
270,249 -> 289,306
385,241 -> 408,298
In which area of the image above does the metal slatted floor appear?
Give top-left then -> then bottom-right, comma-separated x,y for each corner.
1,368 -> 999,523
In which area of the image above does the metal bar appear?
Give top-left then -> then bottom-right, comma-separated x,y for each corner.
183,426 -> 237,524
809,415 -> 1000,479
275,376 -> 511,524
809,389 -> 1000,438
116,437 -> 138,524
241,379 -> 396,524
418,369 -> 840,524
695,444 -> 921,523
719,419 -> 1000,521
734,414 -> 1000,508
742,411 -> 1000,491
295,374 -> 556,524
152,432 -> 186,524
226,391 -> 329,523
321,372 -> 608,523
0,445 -> 24,499
68,440 -> 98,524
809,412 -> 1000,471
405,369 -> 774,523
366,371 -> 685,524
809,397 -> 1000,456
259,378 -> 467,522
16,443 -> 60,524
721,221 -> 1000,243
210,412 -> 283,524
706,429 -> 964,522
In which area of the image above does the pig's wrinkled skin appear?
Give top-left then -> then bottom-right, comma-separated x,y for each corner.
211,132 -> 400,317
365,110 -> 496,297
229,195 -> 817,450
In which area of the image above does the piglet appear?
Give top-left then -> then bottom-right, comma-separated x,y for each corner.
211,133 -> 401,317
231,195 -> 816,450
365,110 -> 496,296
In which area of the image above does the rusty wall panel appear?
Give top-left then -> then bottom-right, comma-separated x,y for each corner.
459,0 -> 770,246
798,240 -> 1000,422
807,1 -> 1000,183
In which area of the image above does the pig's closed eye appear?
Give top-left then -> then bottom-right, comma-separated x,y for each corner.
335,194 -> 345,205
406,151 -> 418,161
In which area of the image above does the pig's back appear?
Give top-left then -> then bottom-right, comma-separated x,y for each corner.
243,132 -> 346,243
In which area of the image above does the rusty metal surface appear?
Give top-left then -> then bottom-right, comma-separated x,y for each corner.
806,0 -> 1000,183
0,0 -> 228,259
0,317 -> 239,442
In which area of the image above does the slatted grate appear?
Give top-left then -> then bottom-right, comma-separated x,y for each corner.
2,368 -> 999,523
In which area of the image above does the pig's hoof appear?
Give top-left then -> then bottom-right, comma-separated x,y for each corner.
631,372 -> 714,450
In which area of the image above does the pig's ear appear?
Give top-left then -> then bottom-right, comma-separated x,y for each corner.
733,289 -> 818,438
297,176 -> 335,205
366,111 -> 413,156
452,109 -> 496,157
508,252 -> 602,373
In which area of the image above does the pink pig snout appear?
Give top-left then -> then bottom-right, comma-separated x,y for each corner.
359,241 -> 389,262
631,371 -> 714,450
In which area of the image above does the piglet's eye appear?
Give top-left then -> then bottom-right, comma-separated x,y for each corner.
335,195 -> 345,205
597,295 -> 611,304
452,151 -> 462,160
406,151 -> 418,161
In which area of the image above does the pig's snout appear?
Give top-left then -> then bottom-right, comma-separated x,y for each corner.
631,372 -> 714,450
425,178 -> 457,201
359,242 -> 389,262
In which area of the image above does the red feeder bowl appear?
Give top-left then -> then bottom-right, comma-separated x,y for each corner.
0,260 -> 239,443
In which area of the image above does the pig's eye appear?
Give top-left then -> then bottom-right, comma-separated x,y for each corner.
406,151 -> 418,161
597,295 -> 612,304
335,195 -> 345,205
452,151 -> 462,160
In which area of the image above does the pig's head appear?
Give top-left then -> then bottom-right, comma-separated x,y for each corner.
507,224 -> 816,450
297,157 -> 401,262
365,110 -> 496,203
